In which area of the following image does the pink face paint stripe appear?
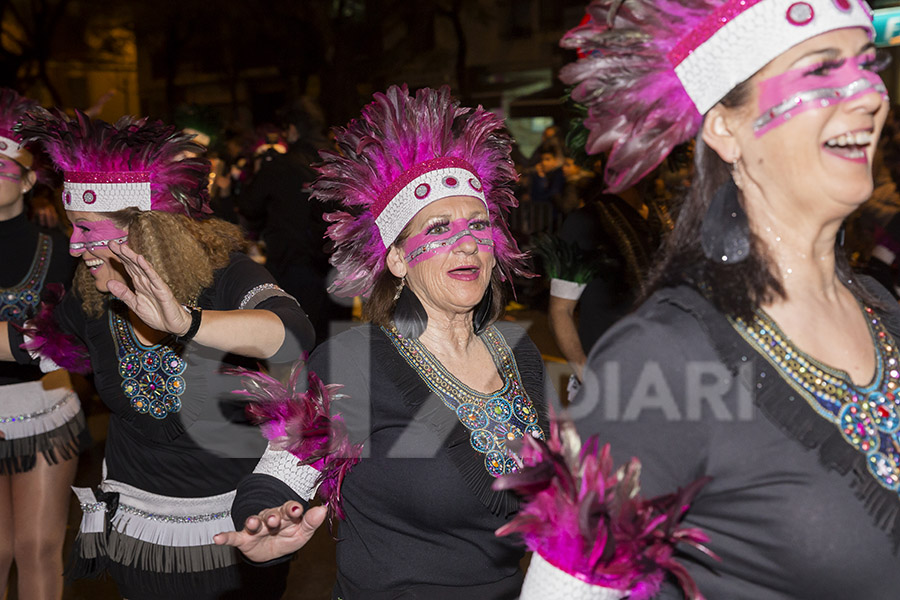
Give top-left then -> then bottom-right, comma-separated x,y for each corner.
754,54 -> 887,137
404,217 -> 494,266
69,219 -> 129,254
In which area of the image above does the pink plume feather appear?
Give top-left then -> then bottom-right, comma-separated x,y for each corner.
494,415 -> 716,599
16,108 -> 212,218
560,0 -> 713,192
14,284 -> 91,375
233,361 -> 361,523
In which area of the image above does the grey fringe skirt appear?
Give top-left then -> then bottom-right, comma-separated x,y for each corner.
0,379 -> 86,474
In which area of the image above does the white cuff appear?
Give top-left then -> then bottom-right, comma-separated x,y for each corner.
521,553 -> 626,600
550,278 -> 587,301
252,444 -> 321,501
23,333 -> 64,373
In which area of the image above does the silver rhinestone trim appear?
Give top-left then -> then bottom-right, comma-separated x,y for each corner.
239,283 -> 281,309
754,78 -> 886,132
80,501 -> 107,513
117,503 -> 231,524
0,395 -> 72,424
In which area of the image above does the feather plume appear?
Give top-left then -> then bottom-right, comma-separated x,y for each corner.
560,0 -> 711,192
233,361 -> 361,523
15,108 -> 211,218
313,85 -> 530,297
13,284 -> 91,375
494,415 -> 716,599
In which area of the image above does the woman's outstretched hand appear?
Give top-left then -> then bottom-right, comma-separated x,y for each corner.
106,241 -> 192,336
213,501 -> 326,563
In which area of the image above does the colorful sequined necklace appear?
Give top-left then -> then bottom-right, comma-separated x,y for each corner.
109,302 -> 187,420
383,324 -> 545,477
0,233 -> 50,321
733,306 -> 900,494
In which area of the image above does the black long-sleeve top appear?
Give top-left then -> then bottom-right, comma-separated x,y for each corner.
0,212 -> 76,385
9,252 -> 314,496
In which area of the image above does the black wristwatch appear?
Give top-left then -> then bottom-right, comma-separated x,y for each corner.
175,306 -> 202,344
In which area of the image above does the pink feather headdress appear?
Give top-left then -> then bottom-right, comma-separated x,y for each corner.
313,84 -> 529,297
561,0 -> 874,192
16,109 -> 211,218
0,88 -> 39,171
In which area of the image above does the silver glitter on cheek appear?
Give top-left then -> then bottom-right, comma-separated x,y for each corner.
754,78 -> 886,132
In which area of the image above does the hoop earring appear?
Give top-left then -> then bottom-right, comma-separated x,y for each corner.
394,280 -> 427,339
700,176 -> 750,264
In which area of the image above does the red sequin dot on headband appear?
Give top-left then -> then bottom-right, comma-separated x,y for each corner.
833,0 -> 851,11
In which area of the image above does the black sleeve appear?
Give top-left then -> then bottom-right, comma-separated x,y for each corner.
571,302 -> 715,498
307,328 -> 375,447
210,253 -> 315,360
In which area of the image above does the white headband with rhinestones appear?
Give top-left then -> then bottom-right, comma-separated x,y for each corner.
62,172 -> 152,212
0,135 -> 33,168
373,157 -> 487,246
670,0 -> 874,115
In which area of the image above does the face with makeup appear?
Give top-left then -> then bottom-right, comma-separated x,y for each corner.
68,211 -> 129,293
712,27 -> 888,218
0,157 -> 35,220
386,195 -> 495,320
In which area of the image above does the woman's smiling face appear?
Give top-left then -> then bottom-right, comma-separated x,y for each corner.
68,211 -> 129,293
728,27 -> 889,216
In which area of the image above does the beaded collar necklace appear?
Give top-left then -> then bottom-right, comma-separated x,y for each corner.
0,233 -> 50,321
109,301 -> 187,420
733,306 -> 900,494
383,324 -> 545,477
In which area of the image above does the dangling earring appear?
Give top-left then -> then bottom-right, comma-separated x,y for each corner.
394,278 -> 428,339
731,157 -> 743,190
700,170 -> 751,264
472,284 -> 494,335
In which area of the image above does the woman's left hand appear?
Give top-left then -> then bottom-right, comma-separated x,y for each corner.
106,241 -> 193,336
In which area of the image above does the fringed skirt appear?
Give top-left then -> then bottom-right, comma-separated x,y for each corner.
0,379 -> 87,474
70,474 -> 289,600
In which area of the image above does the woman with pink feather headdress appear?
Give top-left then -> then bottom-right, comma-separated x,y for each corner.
0,110 -> 315,599
215,84 -> 555,598
496,0 -> 900,598
0,88 -> 83,600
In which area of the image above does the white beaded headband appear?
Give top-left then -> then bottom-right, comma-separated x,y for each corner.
62,172 -> 151,212
670,0 -> 874,114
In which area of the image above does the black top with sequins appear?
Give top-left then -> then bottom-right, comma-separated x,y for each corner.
574,281 -> 900,599
11,252 -> 313,497
0,213 -> 76,386
233,321 -> 552,600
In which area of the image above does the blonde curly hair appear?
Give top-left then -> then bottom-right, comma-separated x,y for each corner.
74,209 -> 246,318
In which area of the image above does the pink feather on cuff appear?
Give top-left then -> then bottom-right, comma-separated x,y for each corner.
494,415 -> 717,600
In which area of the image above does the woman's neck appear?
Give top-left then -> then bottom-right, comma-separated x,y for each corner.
418,310 -> 478,358
745,194 -> 845,304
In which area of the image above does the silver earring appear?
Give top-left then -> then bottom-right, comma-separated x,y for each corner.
393,276 -> 406,302
732,157 -> 743,189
